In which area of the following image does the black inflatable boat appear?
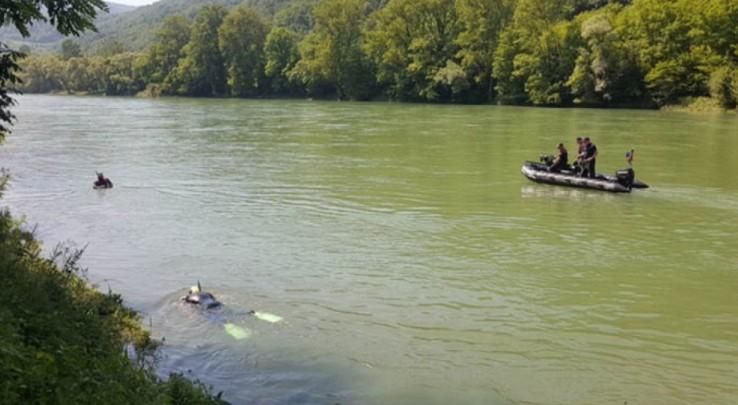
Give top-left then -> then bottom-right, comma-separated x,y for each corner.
521,161 -> 648,193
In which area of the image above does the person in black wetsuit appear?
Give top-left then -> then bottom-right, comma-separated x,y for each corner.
581,137 -> 598,178
572,137 -> 585,175
549,143 -> 568,172
94,172 -> 113,188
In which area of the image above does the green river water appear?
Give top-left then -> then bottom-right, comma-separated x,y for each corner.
1,95 -> 737,404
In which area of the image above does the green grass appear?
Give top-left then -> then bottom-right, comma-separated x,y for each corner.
0,174 -> 226,404
662,97 -> 737,113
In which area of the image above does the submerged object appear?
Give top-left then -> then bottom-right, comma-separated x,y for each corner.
250,311 -> 283,323
224,323 -> 250,340
521,161 -> 649,193
183,282 -> 222,309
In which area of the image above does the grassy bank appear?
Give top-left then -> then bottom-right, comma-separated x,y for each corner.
661,97 -> 738,114
0,175 -> 225,404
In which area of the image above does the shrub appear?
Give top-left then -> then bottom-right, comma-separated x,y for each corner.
708,66 -> 736,109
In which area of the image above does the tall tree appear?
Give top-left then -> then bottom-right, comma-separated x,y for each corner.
61,39 -> 82,60
616,0 -> 724,105
455,0 -> 514,101
264,27 -> 300,94
219,7 -> 271,97
291,0 -> 375,100
492,0 -> 578,104
171,5 -> 227,97
566,6 -> 642,105
274,0 -> 318,35
138,16 -> 191,86
365,0 -> 461,101
1,0 -> 106,138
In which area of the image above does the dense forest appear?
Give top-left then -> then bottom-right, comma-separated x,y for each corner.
13,0 -> 738,108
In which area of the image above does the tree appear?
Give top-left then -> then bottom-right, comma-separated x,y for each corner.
364,0 -> 462,101
0,46 -> 23,138
137,16 -> 191,86
63,56 -> 92,92
219,7 -> 271,97
492,0 -> 577,105
566,6 -> 642,105
264,27 -> 300,94
291,0 -> 375,100
274,0 -> 318,35
1,0 -> 107,137
16,55 -> 66,94
61,39 -> 82,59
616,0 -> 725,105
91,39 -> 127,57
709,66 -> 737,109
171,5 -> 227,96
514,21 -> 581,105
455,0 -> 514,101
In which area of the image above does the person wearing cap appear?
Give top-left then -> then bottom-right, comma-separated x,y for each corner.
549,143 -> 568,172
581,137 -> 598,178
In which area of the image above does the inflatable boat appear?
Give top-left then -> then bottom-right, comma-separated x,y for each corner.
521,161 -> 648,193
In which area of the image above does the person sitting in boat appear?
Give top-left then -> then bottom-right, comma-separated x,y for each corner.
581,137 -> 598,178
549,143 -> 568,172
94,172 -> 113,189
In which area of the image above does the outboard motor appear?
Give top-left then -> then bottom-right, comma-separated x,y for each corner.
539,155 -> 555,166
615,168 -> 635,189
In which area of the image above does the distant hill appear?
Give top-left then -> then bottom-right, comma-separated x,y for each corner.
80,0 -> 247,52
2,0 -> 300,54
0,2 -> 138,52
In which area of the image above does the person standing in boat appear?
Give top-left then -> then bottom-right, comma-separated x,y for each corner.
581,137 -> 598,178
573,137 -> 585,175
549,143 -> 568,172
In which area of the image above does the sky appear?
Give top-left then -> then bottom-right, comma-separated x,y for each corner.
113,0 -> 157,6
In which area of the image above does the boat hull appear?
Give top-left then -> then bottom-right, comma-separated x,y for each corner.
521,162 -> 635,193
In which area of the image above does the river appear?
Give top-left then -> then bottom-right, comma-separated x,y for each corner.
1,95 -> 737,404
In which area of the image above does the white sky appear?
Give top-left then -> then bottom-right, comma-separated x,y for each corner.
113,0 -> 157,6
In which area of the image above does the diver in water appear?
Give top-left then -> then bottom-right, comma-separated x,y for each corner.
94,172 -> 113,189
183,282 -> 222,309
181,282 -> 282,340
549,143 -> 568,173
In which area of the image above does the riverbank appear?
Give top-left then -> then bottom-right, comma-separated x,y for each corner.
0,175 -> 225,404
16,90 -> 738,114
661,97 -> 738,114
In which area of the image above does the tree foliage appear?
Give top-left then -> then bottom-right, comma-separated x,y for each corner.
292,0 -> 375,100
1,0 -> 107,137
61,39 -> 82,60
137,16 -> 191,87
264,27 -> 300,94
219,6 -> 271,96
170,5 -> 228,96
11,0 -> 738,109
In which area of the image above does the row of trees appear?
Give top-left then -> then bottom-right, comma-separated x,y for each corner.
16,0 -> 738,108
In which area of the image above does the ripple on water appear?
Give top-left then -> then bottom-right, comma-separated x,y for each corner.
2,96 -> 738,404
